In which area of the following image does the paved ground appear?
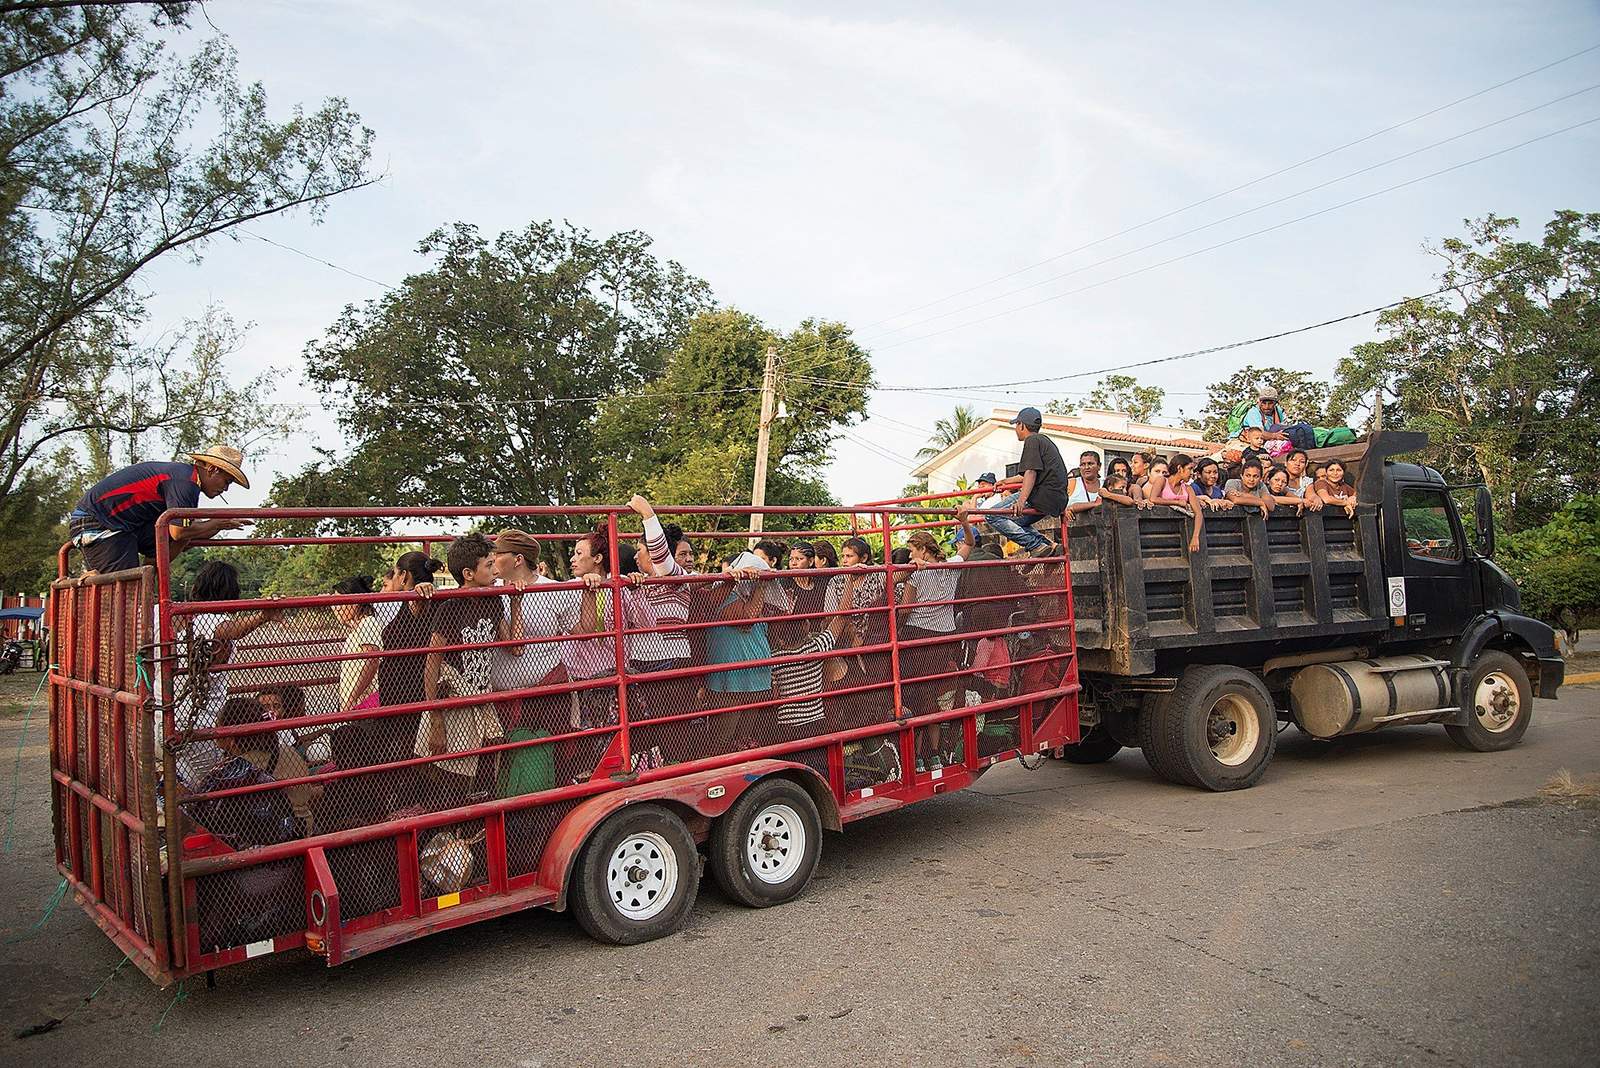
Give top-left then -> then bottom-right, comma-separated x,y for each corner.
2,681 -> 1597,1067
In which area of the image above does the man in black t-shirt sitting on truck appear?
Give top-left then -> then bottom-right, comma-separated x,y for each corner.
959,407 -> 1067,558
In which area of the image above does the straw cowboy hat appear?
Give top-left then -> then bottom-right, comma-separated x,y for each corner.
191,444 -> 250,489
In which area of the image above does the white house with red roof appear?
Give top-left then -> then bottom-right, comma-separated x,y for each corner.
910,407 -> 1218,491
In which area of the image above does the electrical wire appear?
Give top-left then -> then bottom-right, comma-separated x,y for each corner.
830,114 -> 1600,356
853,41 -> 1600,332
792,261 -> 1533,395
857,83 -> 1600,341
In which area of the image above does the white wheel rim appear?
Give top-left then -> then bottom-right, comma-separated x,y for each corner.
606,832 -> 679,921
745,802 -> 806,885
1474,671 -> 1521,733
1206,693 -> 1260,767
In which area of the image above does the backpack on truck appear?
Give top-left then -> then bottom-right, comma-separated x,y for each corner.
1224,400 -> 1256,439
1313,426 -> 1358,447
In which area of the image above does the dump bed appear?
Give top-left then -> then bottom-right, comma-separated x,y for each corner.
1066,503 -> 1388,676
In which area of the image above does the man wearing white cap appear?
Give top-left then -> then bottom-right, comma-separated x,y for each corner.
1242,387 -> 1315,451
68,444 -> 253,573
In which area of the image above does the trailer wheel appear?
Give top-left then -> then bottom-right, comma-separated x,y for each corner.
709,777 -> 822,908
569,804 -> 700,945
1444,651 -> 1532,753
1140,665 -> 1276,791
1057,726 -> 1122,764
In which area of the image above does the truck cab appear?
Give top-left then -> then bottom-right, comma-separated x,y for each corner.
1062,429 -> 1564,791
1366,435 -> 1563,697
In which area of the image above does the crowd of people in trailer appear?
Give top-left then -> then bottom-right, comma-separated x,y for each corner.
73,387 -> 1355,853
174,496 -> 1047,851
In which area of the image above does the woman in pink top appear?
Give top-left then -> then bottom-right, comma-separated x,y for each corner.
1145,453 -> 1204,554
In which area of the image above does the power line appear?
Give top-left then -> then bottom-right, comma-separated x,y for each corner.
853,41 -> 1600,332
836,113 -> 1600,355
857,83 -> 1600,341
794,263 -> 1532,395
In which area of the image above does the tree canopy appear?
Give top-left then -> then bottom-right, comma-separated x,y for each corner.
593,308 -> 872,516
287,221 -> 713,519
284,223 -> 872,549
915,405 -> 981,461
1332,211 -> 1599,529
1186,364 -> 1346,443
0,2 -> 374,592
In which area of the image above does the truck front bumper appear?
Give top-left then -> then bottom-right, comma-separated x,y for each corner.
1537,656 -> 1565,699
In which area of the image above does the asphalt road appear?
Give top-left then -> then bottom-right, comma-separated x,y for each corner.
3,684 -> 1597,1067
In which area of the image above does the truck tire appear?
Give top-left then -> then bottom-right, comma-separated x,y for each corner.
1057,726 -> 1123,764
1444,651 -> 1532,753
709,777 -> 822,908
1139,665 -> 1276,791
569,804 -> 700,944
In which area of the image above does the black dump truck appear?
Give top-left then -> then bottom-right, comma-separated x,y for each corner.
1055,430 -> 1565,791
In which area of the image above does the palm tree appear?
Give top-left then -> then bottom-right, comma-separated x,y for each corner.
915,404 -> 982,461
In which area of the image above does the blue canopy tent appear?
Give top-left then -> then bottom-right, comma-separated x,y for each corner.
0,605 -> 47,673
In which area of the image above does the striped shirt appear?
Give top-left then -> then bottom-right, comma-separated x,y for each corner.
640,516 -> 692,659
771,630 -> 836,726
623,585 -> 679,666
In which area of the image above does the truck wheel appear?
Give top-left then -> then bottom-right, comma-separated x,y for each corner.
1057,726 -> 1122,764
709,777 -> 822,908
1444,651 -> 1532,752
569,804 -> 700,944
1140,665 -> 1277,791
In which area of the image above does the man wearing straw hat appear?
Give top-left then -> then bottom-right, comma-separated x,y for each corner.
67,443 -> 253,573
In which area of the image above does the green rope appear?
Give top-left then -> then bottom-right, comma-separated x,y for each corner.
84,952 -> 130,1003
1,666 -> 53,854
152,979 -> 187,1033
14,951 -> 133,1038
5,877 -> 67,943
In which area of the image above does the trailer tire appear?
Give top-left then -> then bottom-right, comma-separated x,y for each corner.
1140,665 -> 1276,791
569,804 -> 700,945
709,777 -> 822,908
1057,726 -> 1123,764
1444,651 -> 1532,752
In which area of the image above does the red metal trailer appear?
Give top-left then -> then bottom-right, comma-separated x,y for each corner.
48,502 -> 1079,986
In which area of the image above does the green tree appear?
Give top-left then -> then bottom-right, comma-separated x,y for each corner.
1187,365 -> 1345,442
1497,495 -> 1600,643
290,221 -> 713,520
72,305 -> 280,482
0,454 -> 81,594
1085,373 -> 1165,422
593,309 -> 873,527
1,4 -> 375,503
915,405 -> 981,461
1332,211 -> 1600,529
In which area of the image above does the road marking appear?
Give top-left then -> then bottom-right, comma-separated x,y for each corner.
1567,670 -> 1600,685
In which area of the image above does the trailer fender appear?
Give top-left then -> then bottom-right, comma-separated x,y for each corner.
537,759 -> 839,910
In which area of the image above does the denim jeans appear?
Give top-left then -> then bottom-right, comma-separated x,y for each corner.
982,491 -> 1049,550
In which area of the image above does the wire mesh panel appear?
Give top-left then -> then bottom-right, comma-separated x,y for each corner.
97,498 -> 1083,979
327,838 -> 403,924
506,799 -> 580,879
48,567 -> 165,972
194,858 -> 307,956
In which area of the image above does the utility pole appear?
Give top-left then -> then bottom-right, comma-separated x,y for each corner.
1373,384 -> 1384,434
749,346 -> 778,537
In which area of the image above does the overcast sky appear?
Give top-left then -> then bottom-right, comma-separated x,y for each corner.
137,0 -> 1600,507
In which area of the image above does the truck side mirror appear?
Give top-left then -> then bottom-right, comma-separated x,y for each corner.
1473,485 -> 1495,558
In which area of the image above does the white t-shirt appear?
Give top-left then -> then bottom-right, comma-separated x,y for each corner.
491,577 -> 583,690
339,615 -> 383,707
174,612 -> 227,786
